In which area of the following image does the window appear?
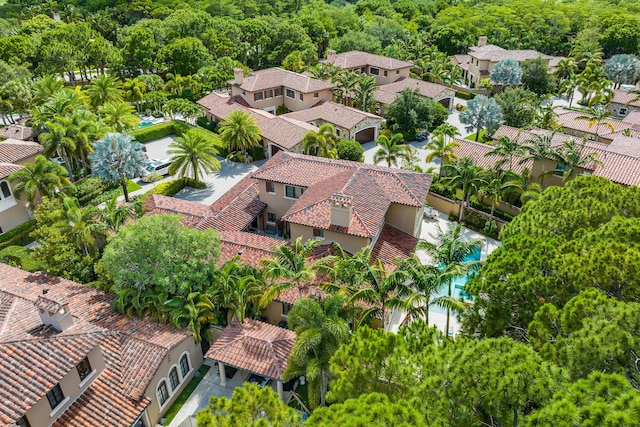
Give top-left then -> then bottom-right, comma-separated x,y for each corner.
169,367 -> 180,391
46,384 -> 65,410
384,70 -> 388,77
314,92 -> 319,98
370,67 -> 380,76
16,417 -> 31,427
299,92 -> 304,101
619,107 -> 628,115
0,181 -> 11,199
313,228 -> 324,238
285,88 -> 295,99
275,88 -> 282,96
285,185 -> 305,199
254,92 -> 263,101
556,163 -> 565,174
265,89 -> 273,99
396,70 -> 399,75
282,303 -> 293,316
179,354 -> 190,377
77,357 -> 92,382
267,212 -> 277,223
157,381 -> 169,406
266,181 -> 275,193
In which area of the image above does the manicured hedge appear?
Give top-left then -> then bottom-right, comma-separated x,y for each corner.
76,177 -> 118,206
144,178 -> 206,197
455,91 -> 476,100
128,122 -> 176,143
0,219 -> 36,250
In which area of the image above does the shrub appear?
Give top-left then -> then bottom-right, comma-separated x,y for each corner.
337,139 -> 364,162
276,104 -> 289,115
455,91 -> 476,100
249,146 -> 265,160
0,219 -> 37,250
144,178 -> 206,197
128,122 -> 176,143
76,177 -> 118,205
196,116 -> 217,132
141,172 -> 162,183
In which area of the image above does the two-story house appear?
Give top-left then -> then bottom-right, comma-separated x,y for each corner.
0,264 -> 203,427
609,89 -> 640,118
229,68 -> 334,114
324,50 -> 412,85
0,139 -> 43,233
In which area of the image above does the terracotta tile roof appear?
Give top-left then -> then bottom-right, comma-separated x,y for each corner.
375,77 -> 453,104
623,110 -> 640,125
233,67 -> 334,93
275,284 -> 326,306
205,319 -> 296,380
281,100 -> 382,130
468,45 -> 549,62
0,162 -> 23,179
0,124 -> 34,141
451,137 -> 532,174
611,89 -> 640,108
555,109 -> 632,138
197,93 -> 317,150
220,231 -> 281,267
0,139 -> 42,163
326,51 -> 412,70
0,264 -> 191,426
371,224 -> 419,272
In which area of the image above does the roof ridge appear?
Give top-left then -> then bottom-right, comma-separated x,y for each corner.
0,296 -> 17,338
371,169 -> 421,206
1,330 -> 108,346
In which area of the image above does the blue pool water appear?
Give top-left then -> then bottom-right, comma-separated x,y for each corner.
139,121 -> 153,128
430,246 -> 481,314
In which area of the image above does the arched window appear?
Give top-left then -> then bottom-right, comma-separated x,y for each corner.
168,367 -> 180,391
157,381 -> 169,406
0,181 -> 11,200
179,353 -> 190,378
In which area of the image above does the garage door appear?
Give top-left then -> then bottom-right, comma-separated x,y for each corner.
355,127 -> 375,143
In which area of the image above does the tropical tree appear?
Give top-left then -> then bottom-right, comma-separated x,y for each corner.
51,197 -> 105,257
490,58 -> 523,88
213,257 -> 265,324
8,155 -> 71,207
31,75 -> 65,106
302,123 -> 339,159
284,295 -> 350,408
88,133 -> 148,202
521,132 -> 556,187
441,157 -> 486,222
575,105 -> 615,139
384,88 -> 447,138
353,75 -> 377,111
168,130 -> 221,182
485,135 -> 526,171
218,110 -> 261,155
85,74 -> 123,108
99,195 -> 135,234
373,133 -> 411,167
165,291 -> 217,343
417,223 -> 484,335
604,54 -> 639,89
550,139 -> 603,182
260,237 -> 321,303
122,77 -> 146,112
431,123 -> 460,143
332,70 -> 360,105
553,57 -> 578,82
460,95 -> 503,141
424,134 -> 459,166
38,122 -> 77,181
99,101 -> 140,132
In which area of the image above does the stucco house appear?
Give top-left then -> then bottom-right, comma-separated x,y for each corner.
0,263 -> 203,427
608,89 -> 640,118
323,50 -> 412,85
0,139 -> 43,234
229,67 -> 335,114
554,108 -> 637,143
373,76 -> 455,111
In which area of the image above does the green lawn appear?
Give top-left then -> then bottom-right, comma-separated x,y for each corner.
127,179 -> 142,192
162,365 -> 211,426
0,246 -> 44,271
464,130 -> 487,141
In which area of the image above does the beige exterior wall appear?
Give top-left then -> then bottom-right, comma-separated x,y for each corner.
231,86 -> 333,113
289,223 -> 369,254
259,182 -> 298,222
144,337 -> 204,425
384,203 -> 422,237
0,196 -> 30,234
264,300 -> 288,325
25,346 -> 106,427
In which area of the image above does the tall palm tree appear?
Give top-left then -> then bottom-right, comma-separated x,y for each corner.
165,291 -> 217,343
164,73 -> 186,96
553,57 -> 577,82
99,101 -> 140,132
260,237 -> 321,304
122,77 -> 146,112
502,167 -> 542,206
417,223 -> 484,335
308,63 -> 340,81
99,196 -> 135,234
432,123 -> 461,143
31,75 -> 65,106
31,89 -> 89,129
353,75 -> 377,112
52,197 -> 105,257
477,170 -> 508,219
557,74 -> 579,107
373,133 -> 411,168
168,130 -> 221,182
441,157 -> 486,222
550,139 -> 603,182
425,134 -> 459,166
284,295 -> 349,408
86,74 -> 123,108
302,124 -> 339,159
218,110 -> 262,155
332,71 -> 360,105
520,132 -> 555,187
8,155 -> 71,207
213,257 -> 265,324
39,122 -> 77,181
485,135 -> 526,171
575,105 -> 615,140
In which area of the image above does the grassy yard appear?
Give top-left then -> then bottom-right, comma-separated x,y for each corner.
0,246 -> 44,271
464,130 -> 487,141
162,365 -> 211,426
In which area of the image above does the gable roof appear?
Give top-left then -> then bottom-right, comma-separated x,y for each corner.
233,67 -> 334,94
374,77 -> 453,104
611,89 -> 640,108
281,100 -> 382,130
451,136 -> 532,174
370,224 -> 419,272
554,109 -> 632,138
468,44 -> 549,62
205,319 -> 296,380
0,162 -> 24,179
0,139 -> 42,164
326,51 -> 412,70
0,264 -> 190,426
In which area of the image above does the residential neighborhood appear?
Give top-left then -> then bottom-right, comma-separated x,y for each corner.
0,0 -> 640,426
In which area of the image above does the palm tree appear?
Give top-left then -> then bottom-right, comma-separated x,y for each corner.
557,74 -> 579,107
165,291 -> 217,343
441,157 -> 486,222
8,155 -> 71,207
575,105 -> 615,140
485,135 -> 526,171
308,63 -> 340,81
260,237 -> 321,304
432,123 -> 461,143
477,170 -> 508,219
122,77 -> 146,112
284,295 -> 349,408
417,223 -> 484,335
332,71 -> 360,105
39,122 -> 77,181
425,134 -> 459,166
520,132 -> 555,187
86,75 -> 123,108
99,196 -> 135,234
31,89 -> 89,129
31,75 -> 65,106
553,57 -> 577,82
302,124 -> 339,159
168,130 -> 221,182
99,101 -> 140,132
353,75 -> 377,112
502,167 -> 542,206
550,139 -> 603,182
88,133 -> 148,202
213,257 -> 265,324
52,197 -> 105,257
218,110 -> 262,155
164,73 -> 186,96
373,133 -> 411,168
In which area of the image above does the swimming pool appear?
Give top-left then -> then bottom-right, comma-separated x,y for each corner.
429,246 -> 481,315
139,121 -> 153,128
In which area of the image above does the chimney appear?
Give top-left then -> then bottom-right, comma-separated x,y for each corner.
233,68 -> 244,85
326,49 -> 337,64
36,291 -> 75,332
478,36 -> 487,47
330,194 -> 352,228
